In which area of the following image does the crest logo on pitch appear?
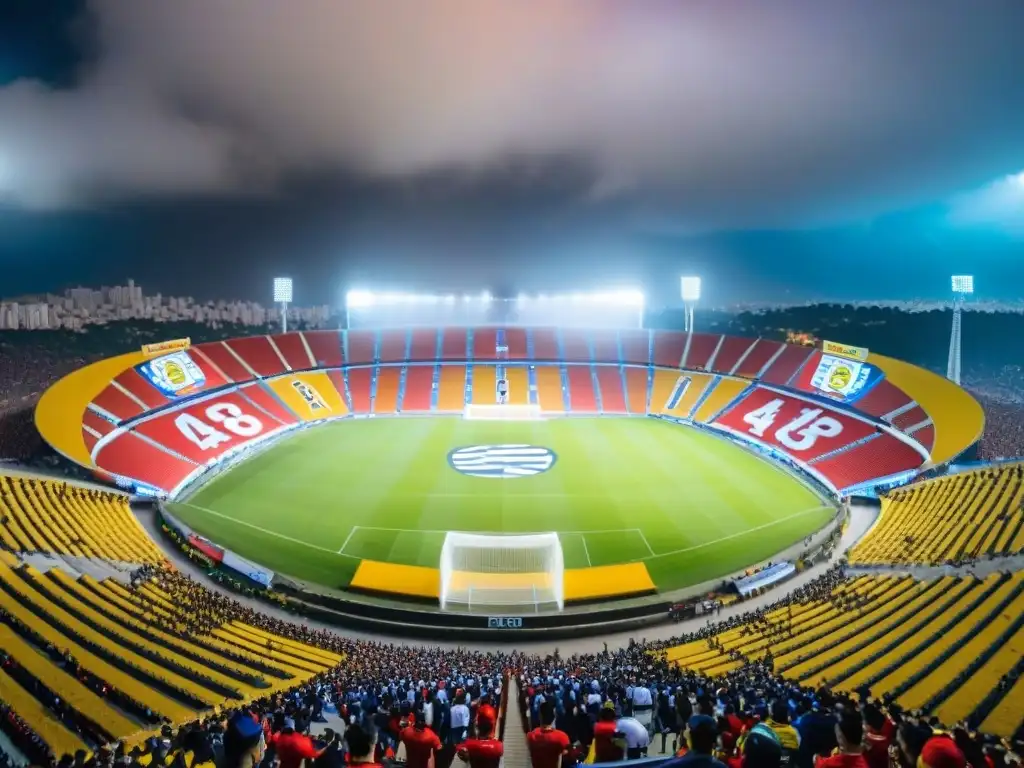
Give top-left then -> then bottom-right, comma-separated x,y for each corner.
448,445 -> 556,478
136,351 -> 206,398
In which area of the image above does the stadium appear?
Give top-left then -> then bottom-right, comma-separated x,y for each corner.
0,280 -> 1014,766
33,288 -> 982,628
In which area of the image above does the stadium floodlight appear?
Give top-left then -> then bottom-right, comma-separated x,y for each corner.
345,290 -> 375,308
439,531 -> 564,612
273,277 -> 293,333
951,275 -> 974,295
680,276 -> 701,332
680,276 -> 702,302
947,275 -> 975,385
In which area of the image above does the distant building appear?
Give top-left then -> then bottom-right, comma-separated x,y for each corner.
0,279 -> 332,331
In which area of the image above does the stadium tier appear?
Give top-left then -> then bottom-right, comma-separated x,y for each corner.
664,571 -> 1024,737
849,463 -> 1024,564
72,328 -> 961,500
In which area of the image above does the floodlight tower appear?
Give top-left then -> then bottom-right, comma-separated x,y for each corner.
273,277 -> 293,334
680,276 -> 701,332
947,275 -> 974,385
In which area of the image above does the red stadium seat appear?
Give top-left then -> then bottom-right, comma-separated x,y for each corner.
594,366 -> 628,413
472,328 -> 498,360
378,330 -> 408,363
345,330 -> 377,365
618,329 -> 651,365
347,368 -> 373,413
224,336 -> 289,378
409,329 -> 439,361
271,332 -> 317,371
683,333 -> 722,370
439,328 -> 468,360
93,431 -> 199,491
531,328 -> 560,361
560,329 -> 592,363
810,433 -> 925,491
192,341 -> 254,383
566,366 -> 598,412
708,336 -> 756,375
504,328 -> 528,360
652,330 -> 686,368
759,343 -> 815,386
303,330 -> 344,368
733,339 -> 785,378
402,365 -> 435,412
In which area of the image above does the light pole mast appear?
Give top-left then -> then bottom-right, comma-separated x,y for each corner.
947,275 -> 973,385
273,277 -> 293,334
680,276 -> 701,332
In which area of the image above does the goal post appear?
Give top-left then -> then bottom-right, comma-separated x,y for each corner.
439,532 -> 565,611
464,403 -> 544,420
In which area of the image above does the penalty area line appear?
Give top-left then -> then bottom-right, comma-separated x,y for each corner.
338,526 -> 359,555
177,502 -> 362,559
636,529 -> 655,557
641,505 -> 835,561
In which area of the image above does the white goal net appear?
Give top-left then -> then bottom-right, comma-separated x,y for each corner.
464,403 -> 544,420
439,532 -> 565,611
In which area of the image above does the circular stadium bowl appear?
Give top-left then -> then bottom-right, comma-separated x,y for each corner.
37,327 -> 984,638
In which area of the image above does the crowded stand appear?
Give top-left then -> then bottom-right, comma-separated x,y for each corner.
1,306 -> 1024,766
0,468 -> 1021,765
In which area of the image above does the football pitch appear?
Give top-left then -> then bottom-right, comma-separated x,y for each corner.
166,417 -> 835,594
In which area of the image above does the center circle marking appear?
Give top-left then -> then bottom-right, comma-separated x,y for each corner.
447,444 -> 557,478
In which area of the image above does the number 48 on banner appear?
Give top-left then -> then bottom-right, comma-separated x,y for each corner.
174,402 -> 263,451
742,398 -> 844,452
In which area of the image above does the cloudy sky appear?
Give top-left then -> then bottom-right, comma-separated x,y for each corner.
1,0 -> 1023,306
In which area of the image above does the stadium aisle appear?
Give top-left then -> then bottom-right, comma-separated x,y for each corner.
134,501 -> 882,655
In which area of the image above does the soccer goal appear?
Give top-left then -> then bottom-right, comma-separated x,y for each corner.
439,532 -> 565,611
464,403 -> 544,420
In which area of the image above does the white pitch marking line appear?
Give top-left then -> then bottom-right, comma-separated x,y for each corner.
178,502 -> 362,559
581,534 -> 593,567
338,525 -> 359,554
353,525 -> 641,536
637,529 -> 656,557
640,505 -> 834,560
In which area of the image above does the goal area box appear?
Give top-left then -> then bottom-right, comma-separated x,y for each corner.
464,403 -> 544,420
439,532 -> 564,611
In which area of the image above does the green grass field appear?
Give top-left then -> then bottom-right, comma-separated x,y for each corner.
166,417 -> 834,594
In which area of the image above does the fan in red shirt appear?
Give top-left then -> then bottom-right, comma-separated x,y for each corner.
272,718 -> 326,768
815,711 -> 868,768
527,702 -> 570,768
862,704 -> 896,768
457,708 -> 504,768
593,703 -> 625,763
401,711 -> 442,768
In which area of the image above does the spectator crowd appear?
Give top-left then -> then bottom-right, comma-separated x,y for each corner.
1,566 -> 1019,768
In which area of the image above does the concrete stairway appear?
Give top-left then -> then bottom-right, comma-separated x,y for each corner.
502,678 -> 531,768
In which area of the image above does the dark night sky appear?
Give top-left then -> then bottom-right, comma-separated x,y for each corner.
1,1 -> 1023,308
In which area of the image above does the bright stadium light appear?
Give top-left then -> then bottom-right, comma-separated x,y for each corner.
951,275 -> 974,294
681,276 -> 701,332
346,290 -> 375,308
273,277 -> 293,333
681,276 -> 702,302
947,274 -> 975,385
